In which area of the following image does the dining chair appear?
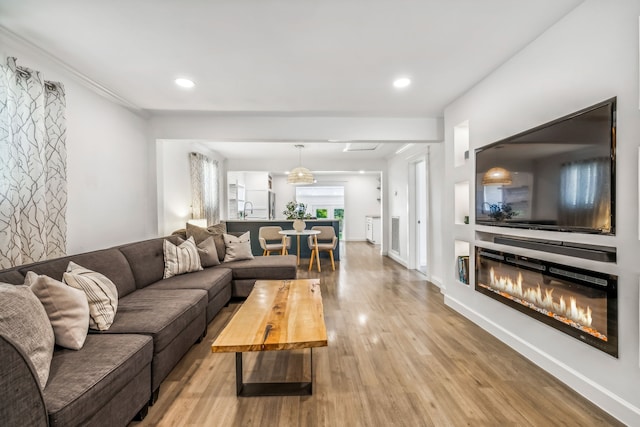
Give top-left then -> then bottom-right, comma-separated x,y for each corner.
307,226 -> 338,271
258,226 -> 290,256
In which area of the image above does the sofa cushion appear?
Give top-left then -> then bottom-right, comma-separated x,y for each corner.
163,237 -> 202,279
0,283 -> 55,389
18,249 -> 137,298
118,236 -> 182,289
100,288 -> 207,353
186,222 -> 227,262
44,334 -> 152,427
0,335 -> 49,426
197,236 -> 221,267
223,232 -> 254,262
146,267 -> 232,302
0,268 -> 24,285
26,272 -> 90,350
63,262 -> 118,331
224,255 -> 297,281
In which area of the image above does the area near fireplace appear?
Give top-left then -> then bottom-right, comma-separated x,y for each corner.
475,247 -> 618,357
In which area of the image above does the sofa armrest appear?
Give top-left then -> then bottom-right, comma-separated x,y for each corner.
0,335 -> 48,426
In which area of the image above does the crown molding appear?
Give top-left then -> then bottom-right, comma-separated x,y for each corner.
0,25 -> 148,118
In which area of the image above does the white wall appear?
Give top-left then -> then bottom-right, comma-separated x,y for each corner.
386,143 -> 444,285
1,37 -> 156,254
156,140 -> 226,235
442,1 -> 640,423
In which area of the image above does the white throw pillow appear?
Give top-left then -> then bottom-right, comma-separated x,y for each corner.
63,262 -> 118,331
27,271 -> 90,350
163,236 -> 203,279
223,232 -> 254,262
197,236 -> 221,267
0,282 -> 55,389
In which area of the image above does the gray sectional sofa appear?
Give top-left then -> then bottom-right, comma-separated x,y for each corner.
0,234 -> 297,427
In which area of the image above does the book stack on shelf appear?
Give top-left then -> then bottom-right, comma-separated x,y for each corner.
457,255 -> 469,285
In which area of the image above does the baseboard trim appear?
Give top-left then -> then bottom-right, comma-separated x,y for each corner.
444,295 -> 640,426
387,252 -> 407,267
430,275 -> 443,289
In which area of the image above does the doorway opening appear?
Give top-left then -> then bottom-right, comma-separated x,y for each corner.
295,186 -> 345,239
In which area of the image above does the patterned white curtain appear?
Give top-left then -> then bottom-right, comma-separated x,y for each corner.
189,152 -> 219,225
0,57 -> 67,268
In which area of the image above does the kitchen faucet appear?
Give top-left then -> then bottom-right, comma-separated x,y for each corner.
243,201 -> 253,219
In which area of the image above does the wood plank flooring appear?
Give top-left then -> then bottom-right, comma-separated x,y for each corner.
132,242 -> 622,426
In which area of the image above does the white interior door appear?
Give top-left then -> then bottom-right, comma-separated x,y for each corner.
415,159 -> 428,274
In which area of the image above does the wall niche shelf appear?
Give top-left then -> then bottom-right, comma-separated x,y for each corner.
454,240 -> 471,285
452,119 -> 472,287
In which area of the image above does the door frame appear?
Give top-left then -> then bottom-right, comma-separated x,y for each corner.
407,150 -> 431,277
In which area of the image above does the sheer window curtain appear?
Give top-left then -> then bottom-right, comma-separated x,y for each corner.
189,152 -> 219,225
0,57 -> 67,268
558,157 -> 610,230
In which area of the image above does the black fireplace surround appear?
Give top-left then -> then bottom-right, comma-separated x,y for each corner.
475,247 -> 618,357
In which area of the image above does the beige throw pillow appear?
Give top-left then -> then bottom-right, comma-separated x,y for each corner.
0,283 -> 55,389
197,236 -> 221,267
63,262 -> 119,331
27,272 -> 90,350
163,236 -> 203,279
186,222 -> 227,262
223,232 -> 254,262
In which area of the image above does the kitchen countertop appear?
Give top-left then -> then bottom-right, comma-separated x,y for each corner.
226,219 -> 340,260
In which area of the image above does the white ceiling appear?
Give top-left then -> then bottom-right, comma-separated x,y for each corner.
0,0 -> 583,117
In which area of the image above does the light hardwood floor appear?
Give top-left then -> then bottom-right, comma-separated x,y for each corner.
132,242 -> 622,426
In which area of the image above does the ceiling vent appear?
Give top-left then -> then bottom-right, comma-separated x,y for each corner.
343,142 -> 380,152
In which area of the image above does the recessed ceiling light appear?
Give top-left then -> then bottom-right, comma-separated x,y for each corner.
175,78 -> 195,88
393,77 -> 411,88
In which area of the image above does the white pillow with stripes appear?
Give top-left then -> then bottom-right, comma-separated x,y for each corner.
163,236 -> 203,279
63,262 -> 118,331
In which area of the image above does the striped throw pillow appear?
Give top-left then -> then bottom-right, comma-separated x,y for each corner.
163,236 -> 203,279
63,262 -> 118,331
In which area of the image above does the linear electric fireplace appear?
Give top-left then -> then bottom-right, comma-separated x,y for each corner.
475,247 -> 618,357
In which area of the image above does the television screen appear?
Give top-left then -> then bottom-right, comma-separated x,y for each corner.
475,98 -> 616,234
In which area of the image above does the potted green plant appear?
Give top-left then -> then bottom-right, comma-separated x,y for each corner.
283,201 -> 312,231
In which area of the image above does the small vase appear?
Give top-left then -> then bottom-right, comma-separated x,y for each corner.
293,219 -> 306,232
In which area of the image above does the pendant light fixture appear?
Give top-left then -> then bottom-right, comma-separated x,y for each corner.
287,144 -> 314,185
482,167 -> 513,186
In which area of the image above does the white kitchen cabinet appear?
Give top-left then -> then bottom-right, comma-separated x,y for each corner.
366,216 -> 381,244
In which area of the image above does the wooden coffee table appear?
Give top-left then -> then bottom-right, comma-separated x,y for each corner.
211,279 -> 327,396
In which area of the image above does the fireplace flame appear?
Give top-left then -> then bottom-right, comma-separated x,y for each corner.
489,268 -> 592,327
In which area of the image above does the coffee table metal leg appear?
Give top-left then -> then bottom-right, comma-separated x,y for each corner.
236,352 -> 244,396
234,349 -> 314,397
310,346 -> 313,394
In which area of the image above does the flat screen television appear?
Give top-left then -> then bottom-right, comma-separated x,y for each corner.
475,98 -> 616,234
